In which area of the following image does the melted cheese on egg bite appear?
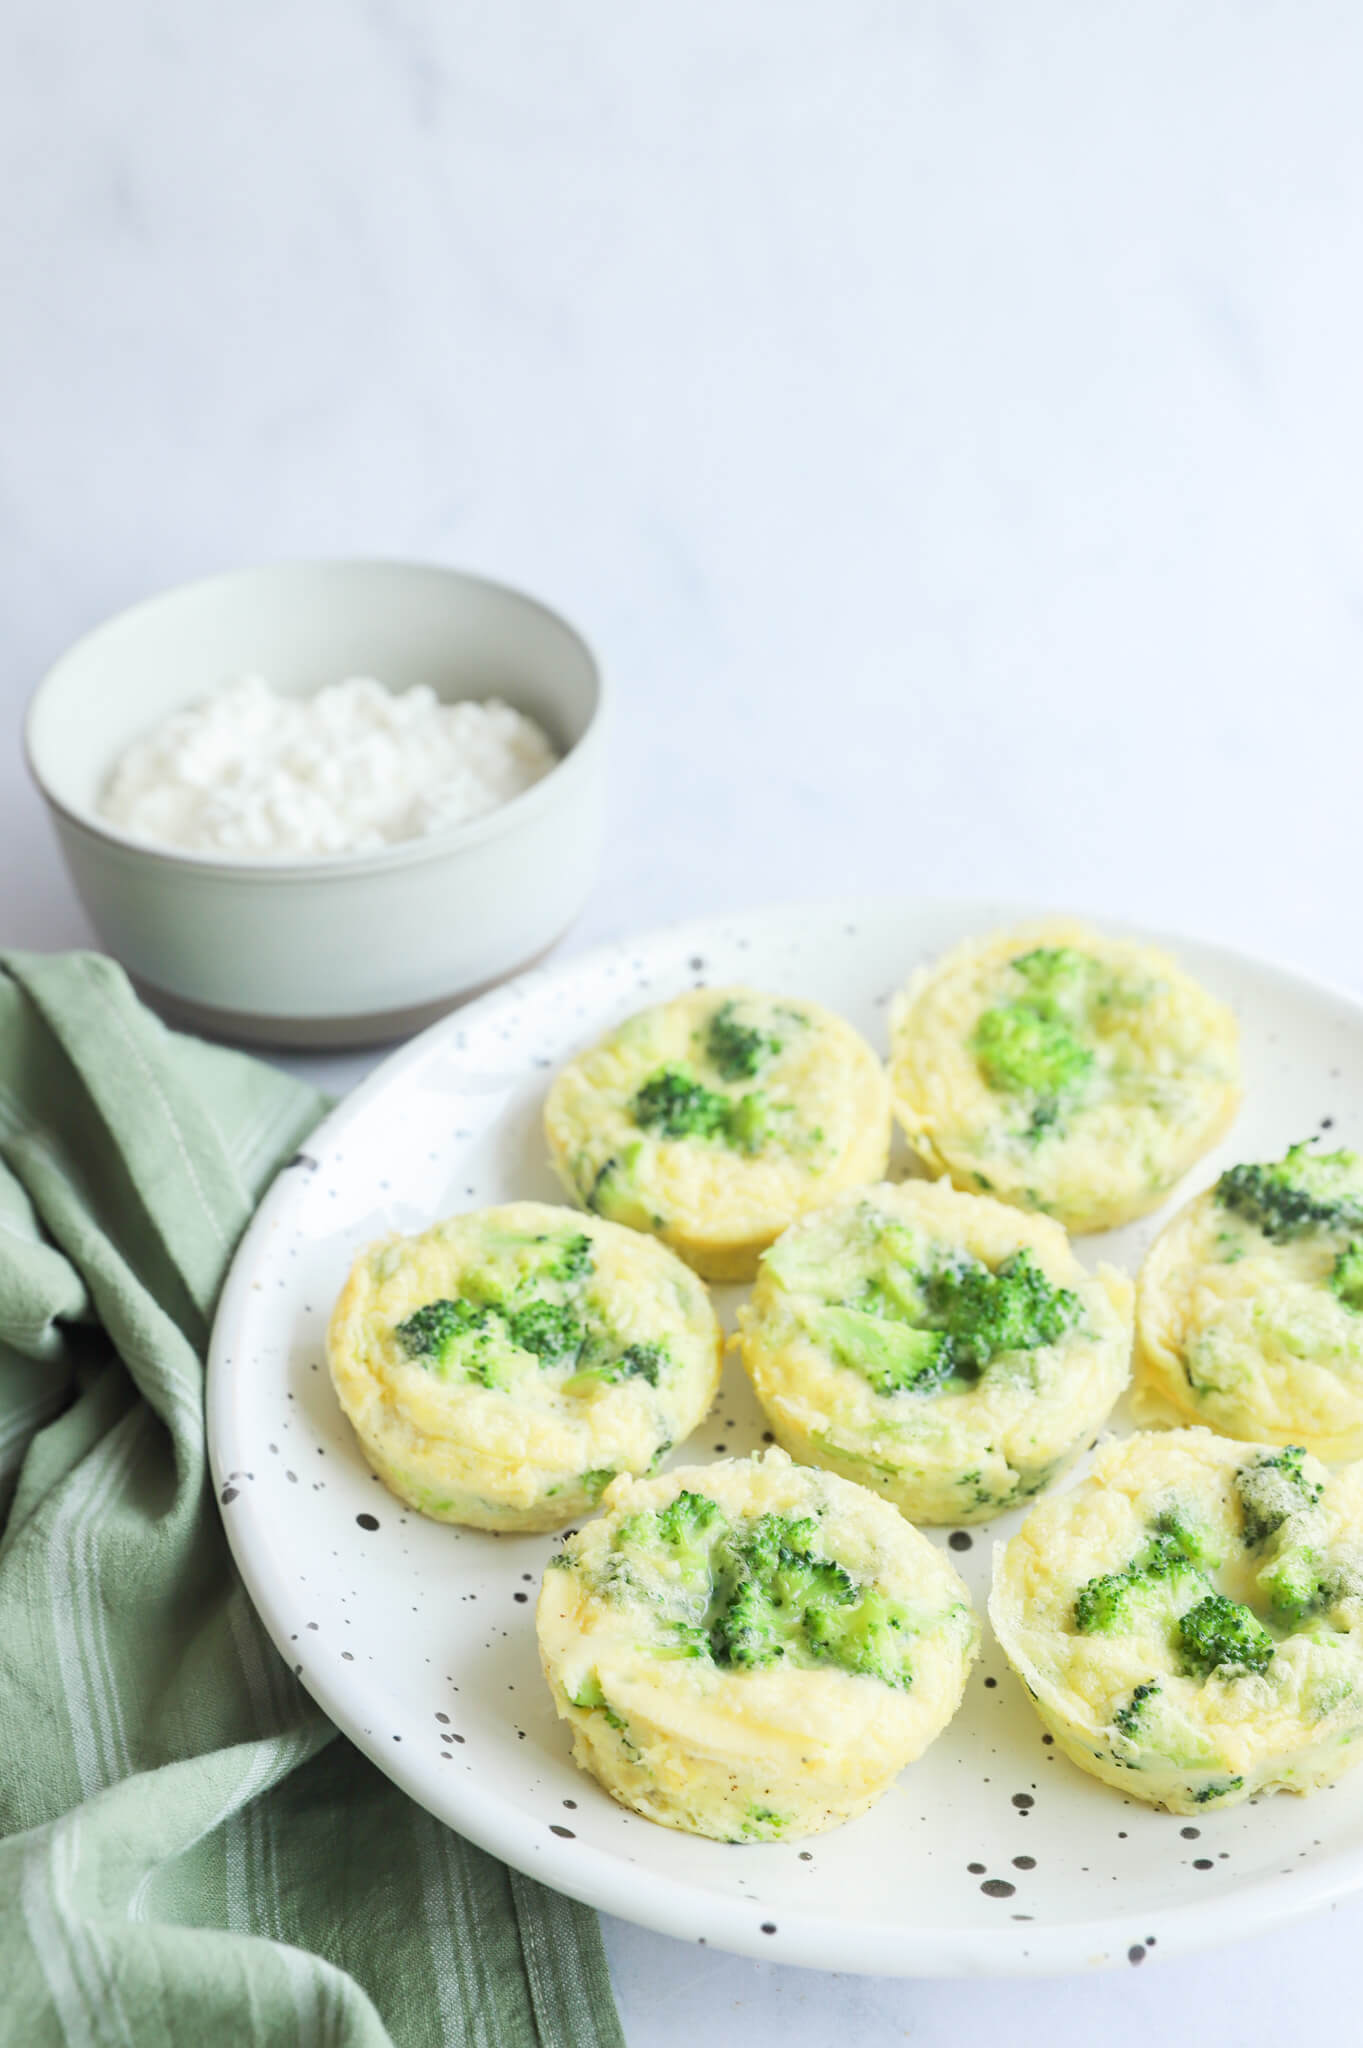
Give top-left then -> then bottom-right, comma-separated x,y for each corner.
990,1428 -> 1363,1813
327,1201 -> 722,1531
888,921 -> 1242,1233
536,1448 -> 978,1841
736,1179 -> 1132,1525
543,985 -> 891,1281
1134,1145 -> 1363,1460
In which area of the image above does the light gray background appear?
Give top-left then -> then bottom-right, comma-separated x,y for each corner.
5,3 -> 1363,2040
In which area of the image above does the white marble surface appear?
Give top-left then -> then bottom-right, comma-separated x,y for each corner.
6,1 -> 1363,2038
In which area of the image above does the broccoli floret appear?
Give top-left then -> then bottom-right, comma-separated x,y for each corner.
616,1341 -> 665,1384
1192,1776 -> 1244,1803
740,1805 -> 788,1840
1258,1542 -> 1327,1622
706,1001 -> 781,1080
709,1514 -> 913,1687
563,1338 -> 668,1395
737,1511 -> 821,1579
803,1585 -> 913,1688
567,1671 -> 607,1710
655,1490 -> 724,1570
611,1497 -> 917,1688
921,1248 -> 1083,1369
1010,947 -> 1093,1018
818,1247 -> 1081,1399
1216,1141 -> 1363,1242
545,1232 -> 594,1284
971,948 -> 1099,1135
1176,1594 -> 1275,1678
1236,1447 -> 1323,1548
607,1490 -> 723,1618
725,1090 -> 775,1156
394,1297 -> 492,1368
631,1066 -> 779,1156
1074,1532 -> 1206,1634
1112,1679 -> 1161,1738
973,1004 -> 1094,1103
1331,1243 -> 1363,1313
505,1298 -> 584,1366
815,1305 -> 954,1395
631,1068 -> 733,1140
1074,1570 -> 1141,1634
580,1467 -> 616,1503
710,1574 -> 785,1668
586,1156 -> 620,1214
567,1672 -> 629,1733
1149,1507 -> 1222,1571
1138,1530 -> 1206,1579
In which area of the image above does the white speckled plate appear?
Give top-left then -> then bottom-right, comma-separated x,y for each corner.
207,899 -> 1363,1976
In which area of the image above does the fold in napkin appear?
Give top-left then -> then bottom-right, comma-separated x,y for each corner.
0,952 -> 624,2048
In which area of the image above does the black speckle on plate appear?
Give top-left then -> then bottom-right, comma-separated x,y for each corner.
356,1513 -> 380,1531
948,1532 -> 972,1552
1129,1944 -> 1146,1965
221,1487 -> 239,1505
981,1879 -> 1015,1899
550,1824 -> 575,1839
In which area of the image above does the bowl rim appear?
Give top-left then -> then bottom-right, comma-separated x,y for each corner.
23,556 -> 607,881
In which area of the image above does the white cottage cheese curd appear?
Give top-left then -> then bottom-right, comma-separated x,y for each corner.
98,675 -> 560,858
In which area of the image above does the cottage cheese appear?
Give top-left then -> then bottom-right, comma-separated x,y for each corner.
98,675 -> 560,857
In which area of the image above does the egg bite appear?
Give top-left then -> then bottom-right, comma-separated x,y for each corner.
1134,1141 -> 1363,1461
327,1201 -> 722,1532
887,921 -> 1242,1234
989,1427 -> 1363,1813
736,1179 -> 1131,1525
536,1447 -> 978,1841
543,985 -> 891,1281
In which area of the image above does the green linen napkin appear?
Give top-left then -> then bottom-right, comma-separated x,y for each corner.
0,951 -> 625,2048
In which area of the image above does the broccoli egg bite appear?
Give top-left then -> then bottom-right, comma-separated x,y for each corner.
327,1202 -> 722,1531
989,1428 -> 1363,1813
536,1447 -> 978,1840
1134,1142 -> 1363,1460
888,921 -> 1242,1233
543,986 -> 891,1281
736,1180 -> 1132,1525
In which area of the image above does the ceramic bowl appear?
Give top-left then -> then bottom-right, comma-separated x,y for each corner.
24,560 -> 607,1048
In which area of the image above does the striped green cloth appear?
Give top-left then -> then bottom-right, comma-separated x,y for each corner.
0,952 -> 624,2048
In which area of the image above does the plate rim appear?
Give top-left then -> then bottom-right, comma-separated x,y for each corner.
207,892 -> 1363,1977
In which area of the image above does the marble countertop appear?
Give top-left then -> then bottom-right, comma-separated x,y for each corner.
6,2 -> 1363,2039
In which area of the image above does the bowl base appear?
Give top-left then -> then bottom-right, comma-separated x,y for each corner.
129,937 -> 564,1051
